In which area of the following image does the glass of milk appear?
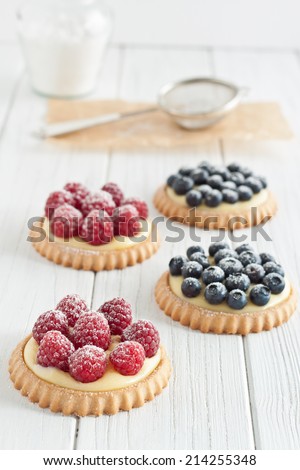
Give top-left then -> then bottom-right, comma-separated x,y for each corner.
17,0 -> 112,98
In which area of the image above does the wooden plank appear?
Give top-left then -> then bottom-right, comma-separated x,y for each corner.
0,48 -> 120,449
77,47 -> 254,448
108,0 -> 300,49
119,47 -> 212,102
213,49 -> 300,449
2,0 -> 300,49
222,140 -> 300,449
0,45 -> 22,133
212,49 -> 300,135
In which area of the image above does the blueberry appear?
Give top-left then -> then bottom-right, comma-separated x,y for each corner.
227,162 -> 242,172
229,172 -> 245,186
191,168 -> 209,185
214,248 -> 238,264
263,261 -> 285,277
244,176 -> 263,194
250,284 -> 271,306
240,167 -> 253,178
198,161 -> 213,173
190,253 -> 210,269
221,181 -> 237,190
227,289 -> 248,310
186,245 -> 205,259
235,243 -> 255,255
207,174 -> 224,189
181,277 -> 201,297
211,167 -> 231,180
225,273 -> 251,292
182,261 -> 203,279
202,266 -> 225,285
260,252 -> 276,264
258,176 -> 267,189
244,263 -> 265,283
238,185 -> 253,201
222,189 -> 239,204
172,176 -> 194,195
198,184 -> 213,196
239,250 -> 261,267
186,189 -> 202,207
218,257 -> 244,277
209,241 -> 230,256
169,255 -> 188,275
179,166 -> 194,176
167,174 -> 179,186
205,282 -> 228,304
205,189 -> 223,207
263,273 -> 285,294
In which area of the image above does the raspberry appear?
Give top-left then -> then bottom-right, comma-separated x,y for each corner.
121,320 -> 160,358
72,312 -> 111,350
101,182 -> 124,207
50,203 -> 83,238
32,310 -> 69,344
81,191 -> 116,217
44,190 -> 75,219
123,197 -> 148,219
113,204 -> 141,237
56,294 -> 89,327
37,331 -> 75,371
69,345 -> 107,383
98,297 -> 132,335
80,209 -> 114,245
64,182 -> 90,211
110,341 -> 145,376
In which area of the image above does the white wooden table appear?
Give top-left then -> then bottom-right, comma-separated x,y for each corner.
0,43 -> 300,450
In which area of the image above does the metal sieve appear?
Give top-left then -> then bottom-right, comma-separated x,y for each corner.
158,77 -> 245,129
35,77 -> 246,138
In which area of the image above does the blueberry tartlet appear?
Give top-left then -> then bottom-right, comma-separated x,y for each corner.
155,243 -> 296,334
30,182 -> 159,271
153,161 -> 277,229
9,295 -> 171,416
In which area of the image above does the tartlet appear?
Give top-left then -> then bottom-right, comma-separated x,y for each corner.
30,182 -> 159,271
30,218 -> 159,271
9,296 -> 171,416
155,243 -> 296,334
153,161 -> 277,229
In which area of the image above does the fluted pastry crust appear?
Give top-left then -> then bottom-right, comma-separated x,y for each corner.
9,335 -> 171,416
155,272 -> 297,335
153,185 -> 277,229
30,220 -> 159,271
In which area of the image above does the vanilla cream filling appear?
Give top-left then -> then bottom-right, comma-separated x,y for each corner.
169,274 -> 291,314
166,186 -> 269,212
24,337 -> 161,392
43,218 -> 152,252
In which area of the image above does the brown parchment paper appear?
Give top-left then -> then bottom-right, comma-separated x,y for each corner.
47,100 -> 293,149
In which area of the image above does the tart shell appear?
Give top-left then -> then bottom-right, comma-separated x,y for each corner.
9,335 -> 171,416
155,272 -> 297,335
153,185 -> 277,229
30,219 -> 159,271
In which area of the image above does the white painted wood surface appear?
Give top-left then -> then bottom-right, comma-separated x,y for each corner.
0,42 -> 300,450
3,0 -> 300,48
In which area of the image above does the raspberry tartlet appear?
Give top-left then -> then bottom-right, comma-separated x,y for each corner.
153,161 -> 277,229
155,243 -> 296,334
30,182 -> 159,271
9,296 -> 171,416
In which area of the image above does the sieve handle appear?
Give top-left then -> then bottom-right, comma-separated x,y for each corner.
32,106 -> 159,138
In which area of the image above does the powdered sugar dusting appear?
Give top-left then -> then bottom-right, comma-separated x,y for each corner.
110,341 -> 145,375
56,294 -> 88,327
69,345 -> 107,383
122,320 -> 160,358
